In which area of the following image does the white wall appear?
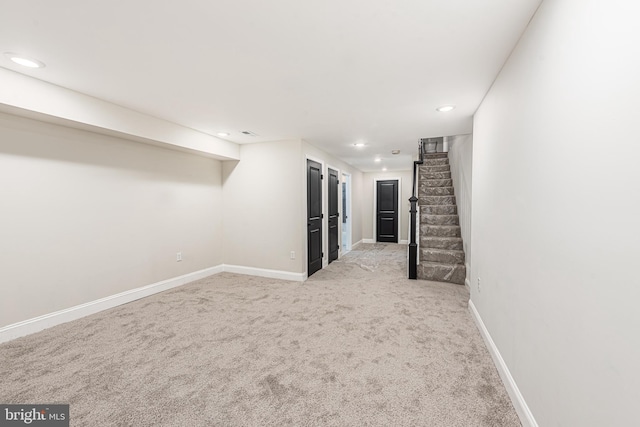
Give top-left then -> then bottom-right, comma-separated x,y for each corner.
471,1 -> 640,426
362,170 -> 412,243
447,134 -> 473,283
0,112 -> 224,328
302,141 -> 364,252
222,139 -> 364,277
222,140 -> 304,273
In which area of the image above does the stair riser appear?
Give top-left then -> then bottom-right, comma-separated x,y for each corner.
422,187 -> 454,196
417,264 -> 466,285
420,205 -> 457,215
420,237 -> 463,250
420,172 -> 452,180
422,214 -> 459,225
420,179 -> 453,188
420,195 -> 456,205
421,165 -> 450,172
424,158 -> 449,166
421,225 -> 461,237
421,249 -> 465,264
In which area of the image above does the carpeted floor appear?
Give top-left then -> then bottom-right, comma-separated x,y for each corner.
0,243 -> 520,426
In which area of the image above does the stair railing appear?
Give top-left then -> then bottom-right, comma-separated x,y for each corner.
408,140 -> 425,279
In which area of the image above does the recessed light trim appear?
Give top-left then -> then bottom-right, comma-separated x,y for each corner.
374,158 -> 381,162
353,143 -> 365,147
4,52 -> 45,68
382,167 -> 388,172
436,105 -> 456,112
217,132 -> 230,137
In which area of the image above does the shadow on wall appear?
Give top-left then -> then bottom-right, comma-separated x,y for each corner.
0,112 -> 219,185
222,160 -> 239,184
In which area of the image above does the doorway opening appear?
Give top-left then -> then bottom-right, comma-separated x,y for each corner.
328,167 -> 339,264
341,172 -> 352,254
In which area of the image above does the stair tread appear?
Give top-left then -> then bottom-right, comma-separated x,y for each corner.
420,261 -> 466,267
422,247 -> 464,253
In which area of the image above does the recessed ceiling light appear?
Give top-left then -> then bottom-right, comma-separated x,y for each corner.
391,150 -> 400,155
353,143 -> 365,147
4,52 -> 45,68
382,167 -> 388,172
436,105 -> 456,112
217,132 -> 230,137
374,158 -> 381,162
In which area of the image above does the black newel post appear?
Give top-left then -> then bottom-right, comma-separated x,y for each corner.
408,195 -> 418,279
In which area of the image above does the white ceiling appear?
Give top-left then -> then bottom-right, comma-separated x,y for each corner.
0,0 -> 541,171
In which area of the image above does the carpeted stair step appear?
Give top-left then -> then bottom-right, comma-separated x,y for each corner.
420,195 -> 456,205
422,186 -> 455,196
417,262 -> 466,285
415,153 -> 467,286
423,164 -> 450,172
420,236 -> 463,250
420,224 -> 461,238
424,153 -> 448,159
424,158 -> 449,166
421,205 -> 457,215
421,248 -> 465,264
422,214 -> 459,225
420,178 -> 453,188
420,171 -> 452,180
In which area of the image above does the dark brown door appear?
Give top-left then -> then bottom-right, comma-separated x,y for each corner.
328,168 -> 339,263
376,179 -> 398,243
307,160 -> 323,276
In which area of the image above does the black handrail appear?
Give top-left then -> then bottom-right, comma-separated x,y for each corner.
408,140 -> 425,279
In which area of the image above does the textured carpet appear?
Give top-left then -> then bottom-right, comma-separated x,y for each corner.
0,243 -> 520,426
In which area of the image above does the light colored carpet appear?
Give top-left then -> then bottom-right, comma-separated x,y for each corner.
0,243 -> 520,426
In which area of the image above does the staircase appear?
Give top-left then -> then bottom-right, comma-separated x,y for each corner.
417,153 -> 466,285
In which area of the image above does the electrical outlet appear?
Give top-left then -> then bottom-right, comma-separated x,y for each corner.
477,277 -> 481,292
290,251 -> 295,260
177,252 -> 182,262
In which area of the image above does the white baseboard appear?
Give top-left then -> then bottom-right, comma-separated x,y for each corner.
223,264 -> 306,282
352,240 -> 363,249
0,265 -> 223,344
362,238 -> 376,244
399,239 -> 409,245
468,300 -> 538,427
0,263 -> 309,344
